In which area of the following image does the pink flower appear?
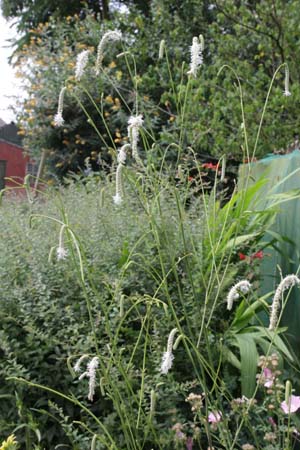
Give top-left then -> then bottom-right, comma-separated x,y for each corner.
208,411 -> 222,423
263,368 -> 274,387
281,395 -> 300,414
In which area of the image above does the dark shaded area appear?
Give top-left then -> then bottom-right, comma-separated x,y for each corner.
0,122 -> 23,146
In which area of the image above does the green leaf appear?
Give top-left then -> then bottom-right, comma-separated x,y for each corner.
233,334 -> 258,397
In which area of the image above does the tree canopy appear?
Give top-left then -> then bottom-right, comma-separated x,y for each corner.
5,0 -> 300,179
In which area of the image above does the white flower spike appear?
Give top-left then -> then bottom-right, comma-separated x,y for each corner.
187,36 -> 204,78
117,143 -> 130,165
127,115 -> 143,162
74,354 -> 89,373
75,50 -> 90,81
269,274 -> 300,330
113,163 -> 123,205
95,30 -> 122,75
54,87 -> 66,127
161,328 -> 178,374
283,64 -> 291,97
226,280 -> 251,311
87,357 -> 99,401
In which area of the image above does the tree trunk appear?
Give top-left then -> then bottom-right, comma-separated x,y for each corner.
100,0 -> 109,20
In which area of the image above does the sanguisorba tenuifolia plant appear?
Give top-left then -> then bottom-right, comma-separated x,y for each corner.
6,28 -> 300,450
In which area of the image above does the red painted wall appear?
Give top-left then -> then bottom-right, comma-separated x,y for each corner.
0,139 -> 29,187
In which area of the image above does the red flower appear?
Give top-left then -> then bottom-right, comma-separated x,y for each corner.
239,250 -> 263,262
252,250 -> 264,260
202,162 -> 218,170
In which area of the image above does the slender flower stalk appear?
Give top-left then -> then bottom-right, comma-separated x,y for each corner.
161,328 -> 178,374
75,50 -> 90,81
226,280 -> 251,310
268,274 -> 300,330
187,36 -> 203,78
127,115 -> 144,162
95,30 -> 122,75
54,87 -> 66,127
283,64 -> 291,97
87,356 -> 99,401
57,224 -> 67,261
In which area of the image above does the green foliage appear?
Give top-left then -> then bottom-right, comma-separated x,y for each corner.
2,2 -> 300,447
1,164 -> 299,448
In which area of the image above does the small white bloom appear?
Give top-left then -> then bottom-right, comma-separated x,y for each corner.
127,115 -> 143,162
187,36 -> 203,78
56,246 -> 67,261
269,274 -> 300,330
161,328 -> 178,374
87,356 -> 99,401
75,50 -> 90,81
95,30 -> 122,75
226,280 -> 251,310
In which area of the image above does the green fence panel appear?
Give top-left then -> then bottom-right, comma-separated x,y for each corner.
240,150 -> 300,357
